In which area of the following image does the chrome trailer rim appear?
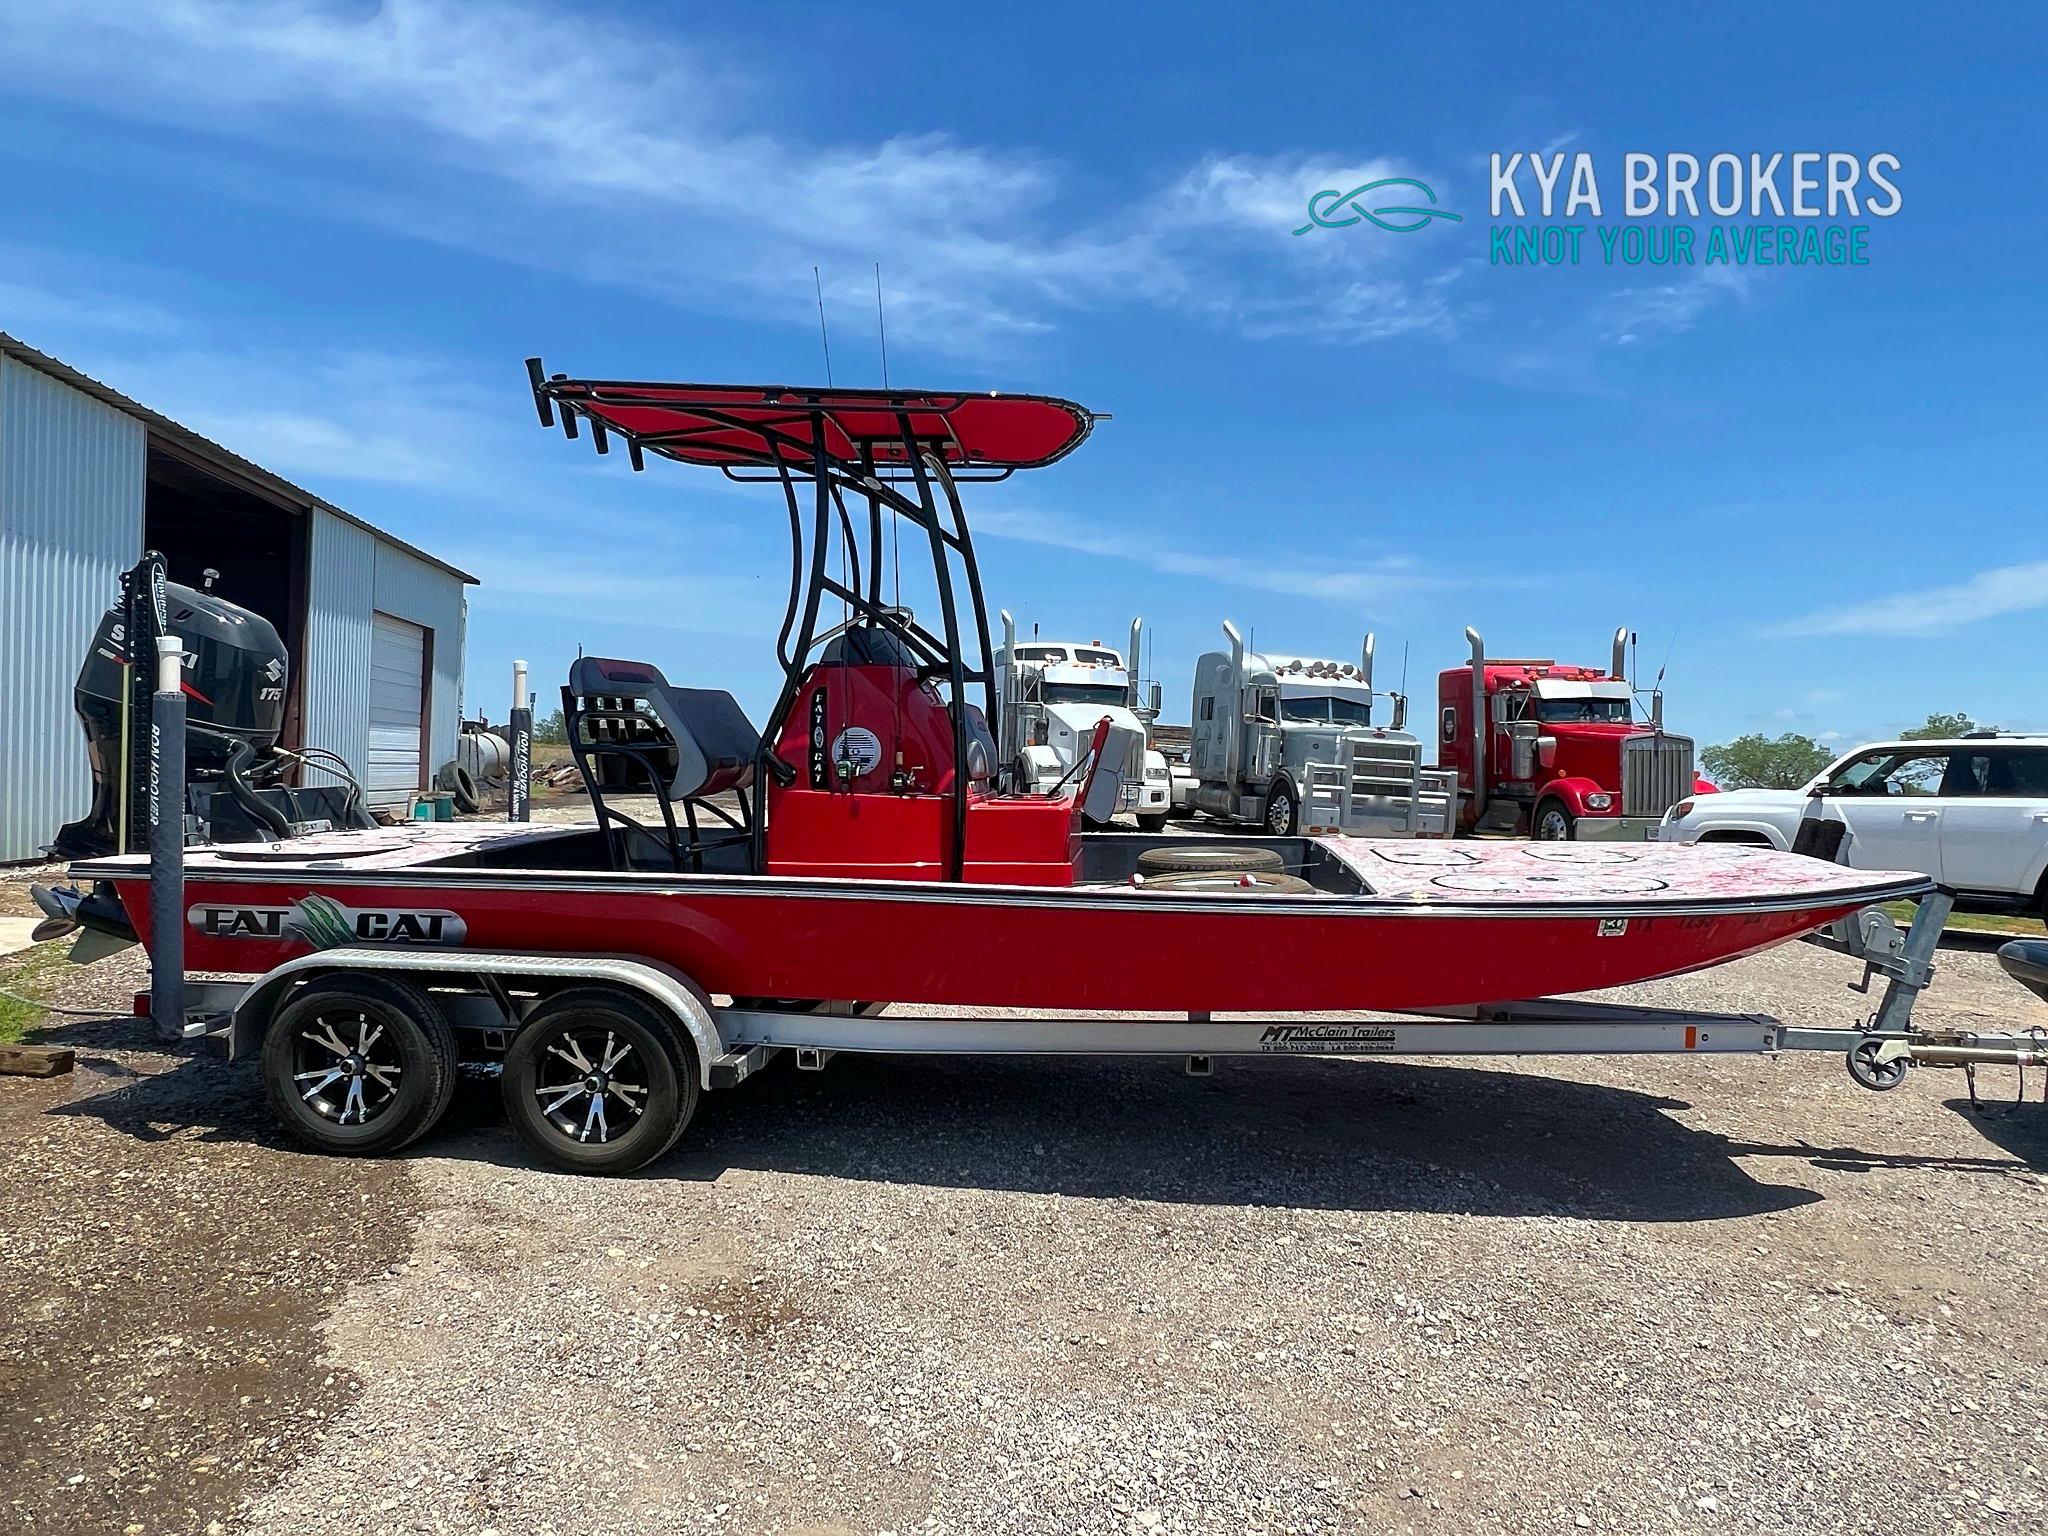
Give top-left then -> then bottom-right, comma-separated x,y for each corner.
292,1011 -> 404,1126
534,1027 -> 649,1145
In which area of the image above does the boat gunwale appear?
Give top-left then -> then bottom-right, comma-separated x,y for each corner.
69,856 -> 1934,924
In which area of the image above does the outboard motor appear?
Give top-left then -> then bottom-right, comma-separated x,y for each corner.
50,553 -> 372,859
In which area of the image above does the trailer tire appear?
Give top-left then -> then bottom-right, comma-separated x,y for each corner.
1533,801 -> 1575,841
1263,785 -> 1299,837
261,975 -> 459,1157
1136,812 -> 1169,833
1145,871 -> 1315,895
1136,844 -> 1287,876
502,987 -> 698,1175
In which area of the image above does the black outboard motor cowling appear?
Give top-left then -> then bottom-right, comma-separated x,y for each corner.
51,561 -> 370,858
72,579 -> 290,770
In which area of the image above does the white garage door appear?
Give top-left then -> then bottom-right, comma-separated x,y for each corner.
367,612 -> 427,808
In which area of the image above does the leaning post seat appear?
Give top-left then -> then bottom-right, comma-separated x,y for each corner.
563,657 -> 760,871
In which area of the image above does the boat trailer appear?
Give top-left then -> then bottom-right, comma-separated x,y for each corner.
130,885 -> 2043,1174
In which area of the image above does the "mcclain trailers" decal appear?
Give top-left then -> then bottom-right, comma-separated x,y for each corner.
1258,1024 -> 1399,1054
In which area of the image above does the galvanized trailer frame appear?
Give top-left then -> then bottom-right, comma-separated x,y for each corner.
140,888 -> 2048,1172
164,890 -> 2037,1091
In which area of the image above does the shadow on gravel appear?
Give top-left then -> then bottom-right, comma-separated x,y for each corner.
1941,1095 -> 2048,1171
650,1054 -> 1827,1223
45,1040 -> 1825,1221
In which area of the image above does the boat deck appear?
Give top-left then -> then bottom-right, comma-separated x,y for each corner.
75,820 -> 1925,915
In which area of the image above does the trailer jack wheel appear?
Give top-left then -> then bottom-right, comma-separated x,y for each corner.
1846,1036 -> 1910,1092
502,987 -> 698,1174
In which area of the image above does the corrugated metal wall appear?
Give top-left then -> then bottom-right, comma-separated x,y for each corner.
301,509 -> 467,809
300,508 -> 376,785
0,357 -> 146,862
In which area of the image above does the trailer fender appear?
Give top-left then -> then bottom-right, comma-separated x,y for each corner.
227,948 -> 727,1087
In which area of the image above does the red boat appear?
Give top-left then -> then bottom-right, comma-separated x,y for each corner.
81,823 -> 1919,1014
48,364 -> 1952,1172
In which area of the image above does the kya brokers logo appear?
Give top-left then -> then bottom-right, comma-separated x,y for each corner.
1293,177 -> 1463,236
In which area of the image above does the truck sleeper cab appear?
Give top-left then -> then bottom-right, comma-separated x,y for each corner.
1438,626 -> 1712,841
1187,622 -> 1450,839
993,617 -> 1172,832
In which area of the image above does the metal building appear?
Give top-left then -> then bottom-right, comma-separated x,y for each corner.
0,333 -> 477,863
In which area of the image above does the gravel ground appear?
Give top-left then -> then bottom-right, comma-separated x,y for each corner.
3,860 -> 2046,1535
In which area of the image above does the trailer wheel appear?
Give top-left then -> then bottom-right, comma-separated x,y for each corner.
261,975 -> 459,1156
502,987 -> 698,1175
1137,844 -> 1286,876
1846,1037 -> 1910,1092
1264,785 -> 1299,837
1533,801 -> 1575,841
1136,812 -> 1169,833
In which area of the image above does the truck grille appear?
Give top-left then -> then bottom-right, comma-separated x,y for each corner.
1349,737 -> 1423,800
1622,734 -> 1694,819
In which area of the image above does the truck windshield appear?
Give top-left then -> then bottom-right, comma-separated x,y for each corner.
1280,695 -> 1373,724
1534,698 -> 1633,724
1041,682 -> 1127,706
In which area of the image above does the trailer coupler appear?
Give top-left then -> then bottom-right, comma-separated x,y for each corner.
1790,889 -> 2048,1095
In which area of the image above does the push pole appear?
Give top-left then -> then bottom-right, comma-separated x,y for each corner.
508,659 -> 532,823
148,633 -> 186,1040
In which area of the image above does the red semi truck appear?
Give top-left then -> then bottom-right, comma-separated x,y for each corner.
1436,626 -> 1715,841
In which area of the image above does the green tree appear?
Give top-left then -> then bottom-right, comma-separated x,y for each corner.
1900,711 -> 1983,740
1701,731 -> 1835,790
531,707 -> 567,745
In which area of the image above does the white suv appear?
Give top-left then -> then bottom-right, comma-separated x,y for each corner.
1658,733 -> 2048,920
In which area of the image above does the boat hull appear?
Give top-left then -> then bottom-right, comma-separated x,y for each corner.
112,865 -> 1892,1014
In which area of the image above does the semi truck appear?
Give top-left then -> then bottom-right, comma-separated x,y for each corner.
1437,625 -> 1713,841
1186,622 -> 1453,838
995,614 -> 1174,831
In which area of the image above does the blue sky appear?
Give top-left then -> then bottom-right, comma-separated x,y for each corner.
3,1 -> 2042,750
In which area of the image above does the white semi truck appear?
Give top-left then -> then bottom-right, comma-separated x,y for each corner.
995,614 -> 1173,831
1186,622 -> 1453,838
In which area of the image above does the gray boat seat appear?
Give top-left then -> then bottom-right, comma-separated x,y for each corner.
567,656 -> 757,800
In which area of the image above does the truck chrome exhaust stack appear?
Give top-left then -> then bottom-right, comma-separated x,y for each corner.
1466,626 -> 1486,820
999,609 -> 1018,771
1611,626 -> 1628,683
1361,632 -> 1375,693
1222,619 -> 1244,790
1128,617 -> 1143,711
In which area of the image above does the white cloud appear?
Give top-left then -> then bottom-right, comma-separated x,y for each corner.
449,542 -> 781,637
0,276 -> 187,340
67,345 -> 495,490
974,506 -> 1488,608
0,1 -> 1468,355
1599,266 -> 1753,346
1765,559 -> 2048,638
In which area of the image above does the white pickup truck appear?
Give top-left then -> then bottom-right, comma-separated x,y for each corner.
1658,732 -> 2048,921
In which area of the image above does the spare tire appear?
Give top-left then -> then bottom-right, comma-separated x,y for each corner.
1144,871 -> 1315,895
437,761 -> 481,813
1136,844 -> 1286,876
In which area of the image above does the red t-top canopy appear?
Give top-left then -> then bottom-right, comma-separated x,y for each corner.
528,363 -> 1095,473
